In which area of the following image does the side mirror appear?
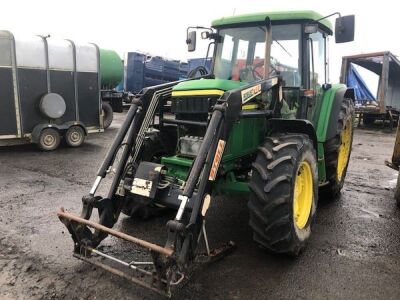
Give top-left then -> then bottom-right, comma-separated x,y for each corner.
186,31 -> 197,52
335,15 -> 355,43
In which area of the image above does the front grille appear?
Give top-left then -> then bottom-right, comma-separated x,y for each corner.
171,96 -> 218,114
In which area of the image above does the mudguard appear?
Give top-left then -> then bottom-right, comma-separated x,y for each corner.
316,84 -> 355,143
268,118 -> 318,149
268,117 -> 329,184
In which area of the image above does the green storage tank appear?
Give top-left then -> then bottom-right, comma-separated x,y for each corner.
99,49 -> 123,89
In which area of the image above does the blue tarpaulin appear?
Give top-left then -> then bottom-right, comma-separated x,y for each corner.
346,63 -> 376,101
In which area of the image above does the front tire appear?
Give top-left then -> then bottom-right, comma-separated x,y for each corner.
248,134 -> 318,255
320,98 -> 355,200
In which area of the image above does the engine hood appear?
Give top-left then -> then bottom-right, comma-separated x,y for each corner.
172,79 -> 246,96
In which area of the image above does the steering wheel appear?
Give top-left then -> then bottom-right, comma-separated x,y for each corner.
240,61 -> 279,81
251,61 -> 264,80
188,66 -> 209,78
269,64 -> 279,76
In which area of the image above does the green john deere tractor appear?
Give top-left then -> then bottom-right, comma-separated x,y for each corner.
58,10 -> 355,297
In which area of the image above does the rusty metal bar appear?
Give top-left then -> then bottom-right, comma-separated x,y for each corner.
57,208 -> 173,256
74,254 -> 169,297
88,247 -> 154,276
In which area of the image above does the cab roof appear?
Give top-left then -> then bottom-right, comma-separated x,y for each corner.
211,10 -> 333,34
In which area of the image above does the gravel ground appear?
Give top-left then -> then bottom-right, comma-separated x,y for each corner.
1,112 -> 400,300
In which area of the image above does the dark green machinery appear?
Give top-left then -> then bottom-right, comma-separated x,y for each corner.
58,11 -> 355,296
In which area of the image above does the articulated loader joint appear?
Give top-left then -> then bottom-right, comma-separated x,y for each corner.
80,194 -> 101,219
166,219 -> 186,246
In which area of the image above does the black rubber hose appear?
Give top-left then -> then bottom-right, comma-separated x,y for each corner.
183,107 -> 223,197
96,101 -> 139,178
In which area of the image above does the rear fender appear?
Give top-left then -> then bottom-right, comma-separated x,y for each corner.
268,119 -> 318,149
313,84 -> 355,183
268,118 -> 328,183
316,85 -> 355,142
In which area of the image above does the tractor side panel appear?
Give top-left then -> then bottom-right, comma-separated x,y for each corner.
222,117 -> 266,162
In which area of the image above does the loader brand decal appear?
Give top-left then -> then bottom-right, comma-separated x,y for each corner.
241,84 -> 262,104
131,178 -> 153,197
209,140 -> 226,181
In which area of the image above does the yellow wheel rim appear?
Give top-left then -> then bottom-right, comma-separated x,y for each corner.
293,161 -> 313,229
337,119 -> 352,181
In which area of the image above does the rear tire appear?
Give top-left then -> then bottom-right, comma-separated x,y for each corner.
248,134 -> 318,255
38,128 -> 61,151
102,101 -> 113,129
320,98 -> 355,200
65,126 -> 85,147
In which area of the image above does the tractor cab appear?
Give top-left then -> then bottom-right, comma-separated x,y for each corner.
180,11 -> 354,120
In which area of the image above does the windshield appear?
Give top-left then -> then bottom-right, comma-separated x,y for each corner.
214,24 -> 301,86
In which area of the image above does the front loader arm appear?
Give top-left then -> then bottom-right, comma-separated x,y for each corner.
60,82 -> 179,250
58,76 -> 282,297
170,76 -> 282,266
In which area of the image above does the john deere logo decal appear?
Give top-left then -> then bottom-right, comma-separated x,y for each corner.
241,84 -> 262,104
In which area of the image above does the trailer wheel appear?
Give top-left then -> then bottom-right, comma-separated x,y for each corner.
320,98 -> 355,200
65,126 -> 85,147
38,128 -> 61,151
248,134 -> 318,256
102,101 -> 113,129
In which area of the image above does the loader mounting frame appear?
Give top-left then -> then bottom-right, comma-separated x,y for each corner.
58,76 -> 281,296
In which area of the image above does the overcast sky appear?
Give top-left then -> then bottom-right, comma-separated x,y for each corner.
1,0 -> 395,85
